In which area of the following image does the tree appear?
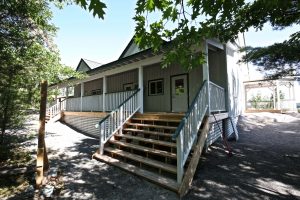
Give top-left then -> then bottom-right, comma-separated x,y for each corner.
0,0 -> 82,144
76,0 -> 299,76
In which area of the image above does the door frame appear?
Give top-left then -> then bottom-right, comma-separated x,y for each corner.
170,73 -> 189,112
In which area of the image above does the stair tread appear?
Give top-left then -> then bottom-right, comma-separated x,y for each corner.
115,134 -> 176,148
93,153 -> 179,192
105,147 -> 177,174
131,118 -> 181,123
109,140 -> 177,159
126,122 -> 177,129
123,128 -> 173,137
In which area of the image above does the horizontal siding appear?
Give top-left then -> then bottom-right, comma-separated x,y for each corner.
64,115 -> 101,138
206,120 -> 223,147
205,117 -> 238,147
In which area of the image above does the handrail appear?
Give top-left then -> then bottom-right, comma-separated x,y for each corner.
173,80 -> 208,184
99,89 -> 140,124
97,88 -> 141,154
209,81 -> 224,90
172,80 -> 207,139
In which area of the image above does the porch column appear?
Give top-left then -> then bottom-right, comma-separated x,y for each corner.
103,76 -> 107,112
276,80 -> 280,109
80,82 -> 84,112
66,86 -> 69,98
138,66 -> 144,113
273,87 -> 276,110
203,40 -> 210,114
244,87 -> 248,111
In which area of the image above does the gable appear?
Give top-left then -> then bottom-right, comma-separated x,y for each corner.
119,37 -> 146,59
76,60 -> 91,72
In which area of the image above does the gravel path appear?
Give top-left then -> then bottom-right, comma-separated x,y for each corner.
9,112 -> 300,199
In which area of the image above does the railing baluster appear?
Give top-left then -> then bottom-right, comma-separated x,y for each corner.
97,89 -> 141,155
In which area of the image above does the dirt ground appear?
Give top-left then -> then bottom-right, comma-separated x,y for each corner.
4,112 -> 300,200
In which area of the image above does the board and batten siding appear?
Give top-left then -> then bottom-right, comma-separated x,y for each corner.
107,69 -> 138,93
84,78 -> 103,96
73,78 -> 103,97
143,63 -> 203,112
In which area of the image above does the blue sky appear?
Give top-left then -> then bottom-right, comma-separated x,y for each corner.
51,2 -> 299,70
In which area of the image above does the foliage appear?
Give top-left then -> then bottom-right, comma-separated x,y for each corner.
0,0 -> 82,143
75,0 -> 299,76
249,93 -> 272,109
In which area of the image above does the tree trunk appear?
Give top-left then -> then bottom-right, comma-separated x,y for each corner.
0,74 -> 13,145
36,80 -> 49,188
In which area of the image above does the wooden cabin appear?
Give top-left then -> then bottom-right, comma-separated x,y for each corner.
48,37 -> 244,196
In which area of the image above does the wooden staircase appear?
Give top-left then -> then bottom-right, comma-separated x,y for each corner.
93,113 -> 210,195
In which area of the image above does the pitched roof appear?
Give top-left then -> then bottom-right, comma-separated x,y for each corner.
75,58 -> 101,72
82,59 -> 101,69
119,36 -> 150,59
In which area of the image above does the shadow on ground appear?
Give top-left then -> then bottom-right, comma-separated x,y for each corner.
6,114 -> 300,200
186,115 -> 300,200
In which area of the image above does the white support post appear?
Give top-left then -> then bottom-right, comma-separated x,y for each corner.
273,87 -> 276,110
80,82 -> 84,112
103,76 -> 107,112
138,66 -> 144,113
276,80 -> 280,110
244,87 -> 248,111
66,86 -> 69,98
203,41 -> 210,114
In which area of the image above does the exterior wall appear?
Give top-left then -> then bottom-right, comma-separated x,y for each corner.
205,117 -> 237,147
107,69 -> 138,93
143,63 -> 203,112
84,78 -> 103,96
77,61 -> 90,72
73,78 -> 103,97
74,84 -> 81,97
225,43 -> 245,118
122,43 -> 141,58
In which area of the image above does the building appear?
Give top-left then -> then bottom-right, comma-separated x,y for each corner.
47,36 -> 245,195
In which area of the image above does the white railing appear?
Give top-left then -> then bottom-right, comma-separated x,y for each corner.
172,81 -> 208,184
105,90 -> 135,111
97,89 -> 140,154
65,91 -> 135,112
209,81 -> 226,112
82,94 -> 103,111
47,99 -> 66,119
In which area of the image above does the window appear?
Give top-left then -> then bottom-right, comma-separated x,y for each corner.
123,83 -> 135,91
148,79 -> 163,96
175,79 -> 184,95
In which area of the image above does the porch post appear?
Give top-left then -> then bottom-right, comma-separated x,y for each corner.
276,80 -> 280,109
138,66 -> 144,113
244,87 -> 248,111
103,76 -> 107,112
80,82 -> 84,112
273,86 -> 276,110
203,40 -> 210,114
66,86 -> 69,98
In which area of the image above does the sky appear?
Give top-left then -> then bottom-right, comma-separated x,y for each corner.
51,2 -> 299,79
